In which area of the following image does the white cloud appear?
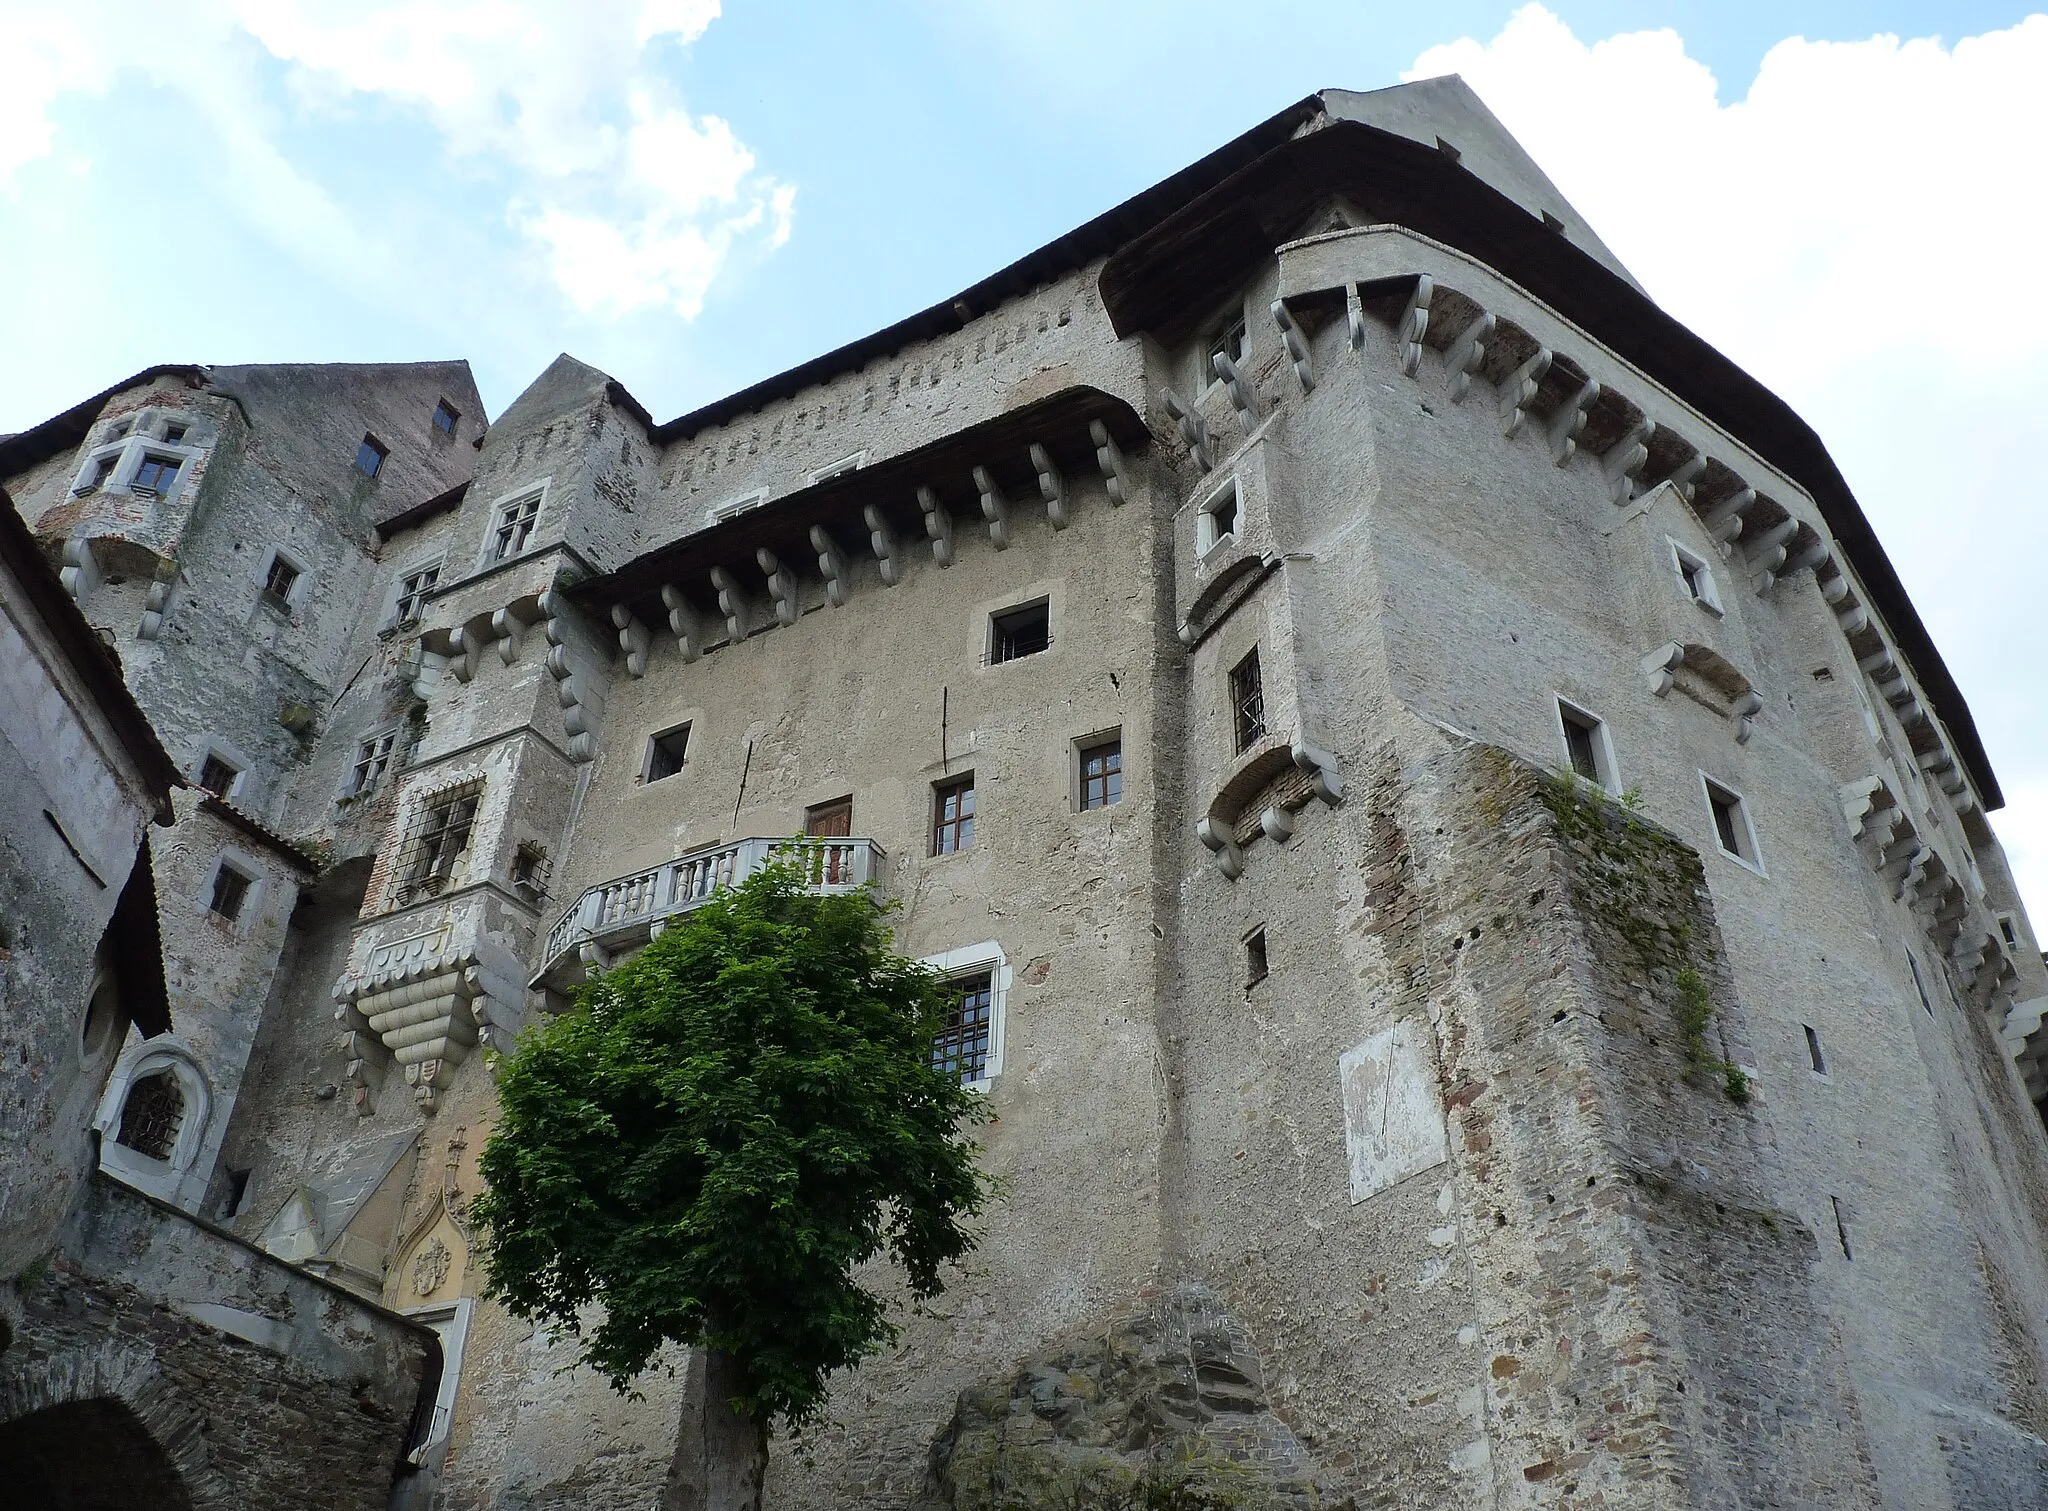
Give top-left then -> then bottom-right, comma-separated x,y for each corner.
1407,8 -> 2048,920
0,0 -> 787,319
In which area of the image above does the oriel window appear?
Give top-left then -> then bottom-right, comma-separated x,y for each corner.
132,454 -> 181,493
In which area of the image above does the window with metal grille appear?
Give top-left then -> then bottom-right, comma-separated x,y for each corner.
932,775 -> 975,855
1230,649 -> 1265,754
208,863 -> 251,921
356,435 -> 388,477
491,491 -> 542,560
396,785 -> 481,904
1079,739 -> 1121,810
989,600 -> 1050,663
197,754 -> 239,799
930,973 -> 993,1085
117,1071 -> 184,1161
132,453 -> 180,493
510,842 -> 547,895
262,554 -> 300,609
352,731 -> 398,796
394,564 -> 440,626
432,400 -> 459,434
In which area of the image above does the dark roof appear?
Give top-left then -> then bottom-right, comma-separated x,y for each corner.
374,479 -> 470,540
0,366 -> 210,481
0,486 -> 180,818
198,793 -> 323,874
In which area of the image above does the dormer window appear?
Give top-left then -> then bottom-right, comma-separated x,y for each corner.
432,400 -> 459,434
356,435 -> 388,478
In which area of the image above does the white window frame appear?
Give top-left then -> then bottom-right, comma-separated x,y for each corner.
404,1298 -> 474,1464
920,940 -> 1011,1092
1195,475 -> 1241,558
1668,537 -> 1723,615
711,488 -> 769,522
70,423 -> 201,505
807,451 -> 867,485
388,555 -> 445,630
94,1038 -> 213,1202
1554,696 -> 1619,794
1699,772 -> 1766,875
483,481 -> 549,565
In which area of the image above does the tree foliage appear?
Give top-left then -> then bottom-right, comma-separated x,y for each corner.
471,856 -> 992,1430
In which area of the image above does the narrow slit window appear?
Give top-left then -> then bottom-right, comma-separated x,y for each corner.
1244,927 -> 1269,986
1908,952 -> 1933,1016
932,775 -> 975,855
1557,702 -> 1610,789
990,601 -> 1051,664
645,724 -> 691,783
930,973 -> 993,1085
432,400 -> 459,434
491,491 -> 542,560
1803,1024 -> 1827,1075
1079,738 -> 1122,811
356,435 -> 388,478
1998,914 -> 2020,949
1230,649 -> 1266,754
196,754 -> 240,800
208,863 -> 252,922
1703,777 -> 1760,868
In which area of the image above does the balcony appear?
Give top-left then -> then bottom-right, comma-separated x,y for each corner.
532,836 -> 886,992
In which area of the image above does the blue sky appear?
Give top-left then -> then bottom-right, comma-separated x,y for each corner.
4,1 -> 2047,919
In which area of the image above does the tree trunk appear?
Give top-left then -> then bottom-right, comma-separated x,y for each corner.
664,1346 -> 768,1511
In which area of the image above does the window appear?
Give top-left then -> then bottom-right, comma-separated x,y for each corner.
711,489 -> 768,522
1079,738 -> 1122,810
131,453 -> 181,494
397,786 -> 480,903
78,454 -> 118,494
393,563 -> 440,627
1702,776 -> 1762,870
1244,926 -> 1269,986
644,724 -> 691,783
1205,313 -> 1247,381
356,435 -> 388,478
1998,913 -> 2021,950
804,797 -> 852,838
1908,952 -> 1933,1016
162,422 -> 188,444
932,775 -> 975,855
432,400 -> 459,434
1803,1024 -> 1827,1075
261,554 -> 300,610
808,452 -> 866,484
1196,479 -> 1240,556
510,843 -> 547,895
1670,540 -> 1722,613
990,600 -> 1051,664
116,1071 -> 184,1161
196,754 -> 240,800
218,1167 -> 251,1220
1230,649 -> 1266,754
207,862 -> 252,922
1556,700 -> 1615,790
491,490 -> 542,560
351,731 -> 398,796
930,973 -> 993,1086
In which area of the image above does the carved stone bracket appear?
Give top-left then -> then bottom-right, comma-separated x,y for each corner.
973,466 -> 1010,548
1270,301 -> 1315,393
1161,387 -> 1214,473
1030,444 -> 1070,529
1444,311 -> 1493,403
610,605 -> 651,677
864,504 -> 903,586
662,583 -> 708,661
1090,419 -> 1131,504
1393,274 -> 1433,378
920,486 -> 955,567
756,547 -> 800,626
708,566 -> 752,641
1498,349 -> 1552,439
810,527 -> 851,606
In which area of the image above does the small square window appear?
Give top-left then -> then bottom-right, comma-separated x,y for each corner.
1244,926 -> 1269,986
1079,738 -> 1122,811
491,491 -> 542,560
356,435 -> 388,478
932,775 -> 975,855
645,724 -> 691,783
163,422 -> 188,445
1803,1024 -> 1827,1075
262,555 -> 301,608
990,600 -> 1050,664
1703,776 -> 1761,869
930,973 -> 993,1085
1670,540 -> 1722,613
804,796 -> 852,837
208,863 -> 252,921
432,400 -> 459,434
394,563 -> 440,627
1557,701 -> 1614,790
196,754 -> 239,800
1205,313 -> 1247,382
1197,480 -> 1240,556
510,842 -> 547,892
1230,649 -> 1266,754
132,454 -> 181,494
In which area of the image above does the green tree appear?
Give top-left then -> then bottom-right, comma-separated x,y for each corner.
471,855 -> 993,1506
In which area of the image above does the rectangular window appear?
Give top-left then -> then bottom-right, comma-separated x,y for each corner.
79,454 -> 118,494
804,796 -> 852,837
491,491 -> 542,560
1557,700 -> 1613,790
1908,952 -> 1933,1016
351,731 -> 398,796
1205,313 -> 1247,380
1670,540 -> 1721,612
1703,776 -> 1761,869
432,400 -> 459,434
262,555 -> 300,609
1803,1024 -> 1827,1075
808,452 -> 866,484
510,842 -> 546,892
1197,479 -> 1240,556
1244,926 -> 1269,986
356,435 -> 388,478
930,973 -> 993,1085
196,754 -> 239,800
208,863 -> 252,921
644,724 -> 691,783
1230,648 -> 1266,754
1079,739 -> 1122,810
394,564 -> 440,627
990,600 -> 1051,664
397,786 -> 480,904
131,454 -> 181,494
1998,913 -> 2020,950
711,489 -> 768,522
162,422 -> 188,445
932,775 -> 975,855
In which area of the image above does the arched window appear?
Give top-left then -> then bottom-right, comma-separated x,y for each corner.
116,1071 -> 184,1161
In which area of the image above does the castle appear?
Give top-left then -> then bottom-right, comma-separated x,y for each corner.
5,77 -> 2048,1509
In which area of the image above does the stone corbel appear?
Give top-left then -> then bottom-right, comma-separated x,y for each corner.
610,605 -> 651,677
1744,518 -> 1798,593
1211,353 -> 1261,432
1196,816 -> 1244,881
1260,806 -> 1295,844
661,584 -> 707,662
491,605 -> 531,666
973,466 -> 1010,549
1499,349 -> 1552,439
137,559 -> 178,641
864,505 -> 903,586
1444,311 -> 1494,402
1663,453 -> 1706,504
1642,642 -> 1686,697
448,623 -> 483,684
1732,689 -> 1763,744
709,566 -> 752,641
1603,419 -> 1654,504
1394,274 -> 1433,378
540,590 -> 602,762
1841,776 -> 1898,843
1345,283 -> 1367,352
409,643 -> 448,703
1548,378 -> 1600,466
1780,539 -> 1832,580
59,535 -> 100,602
756,547 -> 800,626
578,940 -> 612,978
1030,444 -> 1070,529
1090,420 -> 1130,504
810,527 -> 851,606
1270,301 -> 1314,393
919,486 -> 955,567
1701,487 -> 1755,547
1290,740 -> 1345,806
1162,387 -> 1214,472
